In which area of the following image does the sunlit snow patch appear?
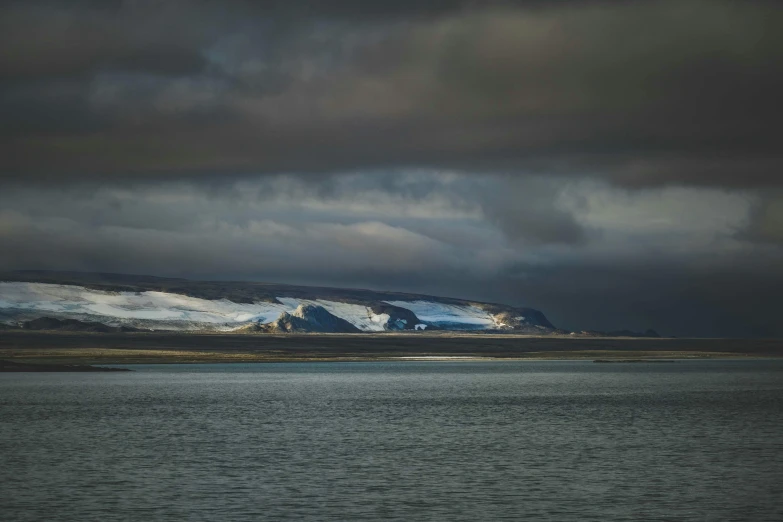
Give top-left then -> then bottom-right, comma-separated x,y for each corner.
384,300 -> 497,330
0,282 -> 289,328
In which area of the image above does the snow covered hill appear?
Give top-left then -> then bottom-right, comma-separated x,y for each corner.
0,274 -> 557,333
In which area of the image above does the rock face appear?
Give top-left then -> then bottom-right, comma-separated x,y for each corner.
486,308 -> 556,331
268,304 -> 361,333
368,303 -> 421,330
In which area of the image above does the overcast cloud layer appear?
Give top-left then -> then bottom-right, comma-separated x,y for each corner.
1,0 -> 782,336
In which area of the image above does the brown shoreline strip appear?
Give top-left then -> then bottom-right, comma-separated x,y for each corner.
0,359 -> 132,372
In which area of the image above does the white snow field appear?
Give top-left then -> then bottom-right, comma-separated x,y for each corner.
383,300 -> 501,329
0,282 -> 290,328
1,282 -> 480,331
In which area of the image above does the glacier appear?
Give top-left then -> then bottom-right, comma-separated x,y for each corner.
0,282 -> 290,328
383,300 -> 501,329
0,282 -> 516,332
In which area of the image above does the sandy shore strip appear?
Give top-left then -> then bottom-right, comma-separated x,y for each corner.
1,347 -> 778,365
393,356 -> 497,361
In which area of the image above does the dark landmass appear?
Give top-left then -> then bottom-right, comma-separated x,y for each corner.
0,270 -> 550,321
0,331 -> 780,365
2,270 -> 676,336
0,359 -> 131,372
0,270 -> 560,333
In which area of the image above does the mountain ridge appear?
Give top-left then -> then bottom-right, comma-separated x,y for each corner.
0,271 -> 557,334
0,270 -> 542,311
0,271 -> 659,336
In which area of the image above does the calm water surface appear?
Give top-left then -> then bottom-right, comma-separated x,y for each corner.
1,359 -> 782,521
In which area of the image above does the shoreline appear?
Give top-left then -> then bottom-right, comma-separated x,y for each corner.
1,331 -> 780,366
1,349 -> 778,366
0,359 -> 132,372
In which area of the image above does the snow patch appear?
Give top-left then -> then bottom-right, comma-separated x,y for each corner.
0,283 -> 405,332
385,300 -> 496,329
0,282 -> 289,327
370,313 -> 391,325
0,282 -> 521,333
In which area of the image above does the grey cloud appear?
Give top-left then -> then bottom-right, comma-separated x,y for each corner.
0,3 -> 210,80
1,0 -> 781,188
227,172 -> 587,246
0,196 -> 475,285
467,177 -> 587,245
741,191 -> 783,244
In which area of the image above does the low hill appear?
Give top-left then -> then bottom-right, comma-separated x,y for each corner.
0,271 -> 558,334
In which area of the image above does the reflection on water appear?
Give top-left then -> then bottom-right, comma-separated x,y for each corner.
2,360 -> 782,521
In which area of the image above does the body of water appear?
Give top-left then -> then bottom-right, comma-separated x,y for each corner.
1,359 -> 782,520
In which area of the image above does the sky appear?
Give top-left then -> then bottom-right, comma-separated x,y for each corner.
1,0 -> 782,337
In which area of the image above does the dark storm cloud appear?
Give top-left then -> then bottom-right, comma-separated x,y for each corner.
0,2 -> 210,80
495,256 -> 783,338
1,0 -> 781,187
459,176 -> 587,245
0,0 -> 531,81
